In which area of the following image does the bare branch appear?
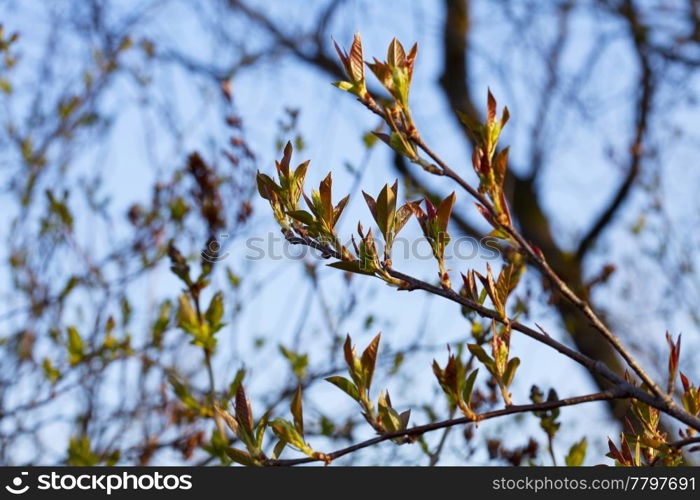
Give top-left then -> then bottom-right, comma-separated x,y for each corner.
284,233 -> 700,433
268,389 -> 625,466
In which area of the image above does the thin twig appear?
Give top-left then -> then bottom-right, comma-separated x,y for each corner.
669,436 -> 700,450
428,408 -> 455,466
268,390 -> 624,466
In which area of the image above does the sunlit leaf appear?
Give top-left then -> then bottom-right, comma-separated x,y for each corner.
325,376 -> 359,401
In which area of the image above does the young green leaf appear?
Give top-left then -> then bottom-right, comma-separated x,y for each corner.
343,335 -> 355,372
332,33 -> 366,96
463,368 -> 479,407
254,410 -> 270,451
503,357 -> 520,388
325,376 -> 360,401
333,195 -> 350,226
456,109 -> 484,140
205,291 -> 224,332
565,438 -> 587,467
271,439 -> 287,460
43,358 -> 61,384
387,38 -> 406,68
319,174 -> 333,224
361,333 -> 381,389
67,326 -> 85,366
227,369 -> 245,400
378,391 -> 402,432
436,192 -> 456,233
270,419 -> 311,454
177,295 -> 199,334
291,385 -> 304,436
225,447 -> 260,467
467,343 -> 495,373
215,405 -> 239,435
327,260 -> 375,276
375,183 -> 396,240
286,210 -> 315,226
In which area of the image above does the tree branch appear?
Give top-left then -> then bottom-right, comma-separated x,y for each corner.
268,390 -> 625,466
284,234 -> 700,433
670,436 -> 700,450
